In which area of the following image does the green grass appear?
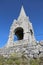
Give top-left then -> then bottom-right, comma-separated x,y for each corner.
30,59 -> 40,65
0,53 -> 43,65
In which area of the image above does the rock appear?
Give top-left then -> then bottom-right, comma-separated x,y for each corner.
30,49 -> 39,55
36,44 -> 41,50
40,41 -> 43,46
39,47 -> 43,53
39,53 -> 43,58
16,48 -> 20,52
33,54 -> 39,59
29,54 -> 33,58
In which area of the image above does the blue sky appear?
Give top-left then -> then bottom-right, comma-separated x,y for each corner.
0,0 -> 43,48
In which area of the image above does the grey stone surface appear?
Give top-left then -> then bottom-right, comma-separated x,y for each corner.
0,42 -> 43,58
39,53 -> 43,58
40,41 -> 43,46
33,54 -> 39,59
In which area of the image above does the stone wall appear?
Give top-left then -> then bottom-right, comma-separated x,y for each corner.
0,40 -> 43,58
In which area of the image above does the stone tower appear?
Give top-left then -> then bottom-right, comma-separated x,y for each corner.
7,6 -> 35,47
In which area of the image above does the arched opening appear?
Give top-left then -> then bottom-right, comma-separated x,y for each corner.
14,35 -> 18,41
30,29 -> 33,35
14,27 -> 24,41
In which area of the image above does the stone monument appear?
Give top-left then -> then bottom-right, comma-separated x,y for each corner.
7,6 -> 36,47
0,6 -> 43,58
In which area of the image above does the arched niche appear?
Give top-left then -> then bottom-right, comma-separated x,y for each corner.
14,27 -> 24,41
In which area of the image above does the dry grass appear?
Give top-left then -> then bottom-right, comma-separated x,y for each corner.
0,53 -> 43,65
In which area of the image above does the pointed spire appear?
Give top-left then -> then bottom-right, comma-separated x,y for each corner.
20,6 -> 26,17
18,5 -> 27,19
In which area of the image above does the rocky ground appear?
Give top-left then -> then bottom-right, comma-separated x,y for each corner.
0,40 -> 43,59
0,40 -> 43,65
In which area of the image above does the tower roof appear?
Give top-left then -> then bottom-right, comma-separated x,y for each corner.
18,6 -> 27,19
